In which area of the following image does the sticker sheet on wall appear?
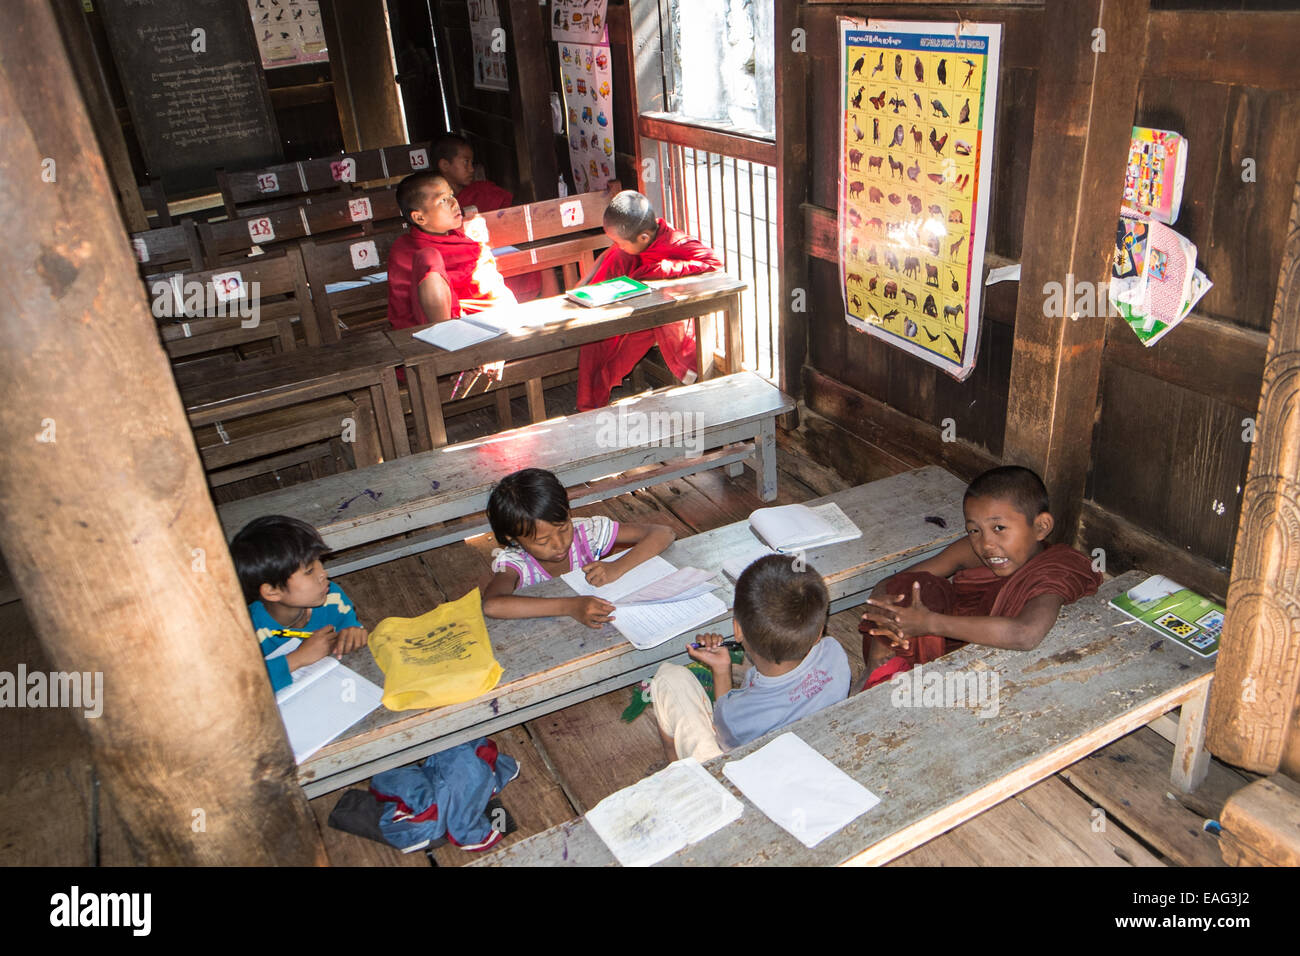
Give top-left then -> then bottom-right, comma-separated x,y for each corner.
838,19 -> 1001,381
248,0 -> 327,69
559,43 -> 616,193
469,0 -> 509,92
551,0 -> 608,44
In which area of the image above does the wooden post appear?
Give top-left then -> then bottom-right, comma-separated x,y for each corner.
0,0 -> 326,865
1002,0 -> 1149,541
506,0 -> 558,201
321,0 -> 407,152
776,0 -> 807,421
1207,165 -> 1300,776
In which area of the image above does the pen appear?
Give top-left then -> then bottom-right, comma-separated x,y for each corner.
270,629 -> 316,638
690,639 -> 742,649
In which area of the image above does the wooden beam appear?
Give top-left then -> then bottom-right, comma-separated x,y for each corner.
804,367 -> 1000,483
506,0 -> 558,201
637,114 -> 777,167
1145,11 -> 1300,90
1002,0 -> 1150,544
1207,164 -> 1300,776
1219,775 -> 1300,867
777,0 -> 808,405
321,0 -> 406,151
0,0 -> 325,865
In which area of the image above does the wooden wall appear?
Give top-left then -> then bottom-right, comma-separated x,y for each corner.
781,1 -> 1300,598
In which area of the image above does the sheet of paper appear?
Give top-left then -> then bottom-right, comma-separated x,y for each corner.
985,263 -> 1022,285
413,319 -> 501,351
463,307 -> 556,333
616,567 -> 719,605
585,758 -> 743,867
723,732 -> 880,849
721,543 -> 778,581
560,554 -> 676,602
274,661 -> 384,764
609,594 -> 729,650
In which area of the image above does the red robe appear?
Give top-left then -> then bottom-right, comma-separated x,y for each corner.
386,225 -> 515,331
456,180 -> 542,303
860,544 -> 1103,688
575,219 -> 723,411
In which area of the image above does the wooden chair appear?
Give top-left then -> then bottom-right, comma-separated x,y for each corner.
130,220 -> 204,278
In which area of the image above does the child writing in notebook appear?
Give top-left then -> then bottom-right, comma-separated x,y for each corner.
481,468 -> 675,627
230,515 -> 369,693
386,171 -> 516,331
858,465 -> 1102,689
576,190 -> 723,411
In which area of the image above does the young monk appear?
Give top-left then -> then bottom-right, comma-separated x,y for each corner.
386,171 -> 516,331
859,465 -> 1102,689
431,133 -> 553,302
576,190 -> 723,411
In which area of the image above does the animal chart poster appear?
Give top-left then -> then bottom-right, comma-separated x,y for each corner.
469,0 -> 508,92
248,0 -> 327,69
838,20 -> 1001,380
559,43 -> 616,192
551,0 -> 609,44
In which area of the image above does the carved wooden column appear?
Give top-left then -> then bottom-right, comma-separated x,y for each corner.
1207,165 -> 1300,775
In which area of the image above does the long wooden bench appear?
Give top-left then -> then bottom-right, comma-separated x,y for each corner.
483,183 -> 618,289
130,220 -> 204,277
217,370 -> 792,575
477,569 -> 1217,866
291,466 -> 969,796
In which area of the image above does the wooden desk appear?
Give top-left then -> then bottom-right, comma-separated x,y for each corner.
294,467 -> 967,796
387,274 -> 746,449
478,570 -> 1218,867
174,330 -> 410,460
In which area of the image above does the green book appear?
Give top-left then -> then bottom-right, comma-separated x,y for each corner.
1108,574 -> 1223,658
566,276 -> 654,308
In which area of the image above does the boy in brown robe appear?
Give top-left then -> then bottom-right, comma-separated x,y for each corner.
859,465 -> 1102,689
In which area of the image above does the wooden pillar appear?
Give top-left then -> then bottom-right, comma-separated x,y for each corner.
322,0 -> 408,151
506,0 -> 558,202
1207,165 -> 1300,776
776,0 -> 808,412
1002,0 -> 1149,541
0,0 -> 326,865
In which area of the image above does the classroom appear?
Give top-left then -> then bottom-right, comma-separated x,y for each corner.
1,0 -> 1298,878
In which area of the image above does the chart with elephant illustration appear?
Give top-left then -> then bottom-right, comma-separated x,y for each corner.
838,20 -> 1001,380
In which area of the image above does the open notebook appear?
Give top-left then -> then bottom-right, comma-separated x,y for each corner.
412,308 -> 553,351
268,644 -> 384,763
746,502 -> 862,554
561,556 -> 726,650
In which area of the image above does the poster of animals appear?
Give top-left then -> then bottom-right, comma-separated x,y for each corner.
247,0 -> 327,70
468,0 -> 508,92
559,42 -> 616,193
838,20 -> 1002,380
551,0 -> 609,44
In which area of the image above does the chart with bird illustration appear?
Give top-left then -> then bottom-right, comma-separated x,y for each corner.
838,20 -> 1001,380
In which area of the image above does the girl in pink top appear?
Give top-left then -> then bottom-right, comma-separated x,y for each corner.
482,469 -> 676,628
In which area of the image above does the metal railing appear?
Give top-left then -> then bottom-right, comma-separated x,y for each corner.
645,137 -> 780,382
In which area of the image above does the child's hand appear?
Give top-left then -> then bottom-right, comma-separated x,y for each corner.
686,632 -> 731,669
865,582 -> 933,642
569,596 -> 616,628
582,560 -> 623,588
298,625 -> 338,664
333,626 -> 369,658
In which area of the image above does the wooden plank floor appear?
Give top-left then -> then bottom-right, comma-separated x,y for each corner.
0,368 -> 1248,867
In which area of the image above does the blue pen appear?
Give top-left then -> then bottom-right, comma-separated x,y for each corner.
690,639 -> 742,649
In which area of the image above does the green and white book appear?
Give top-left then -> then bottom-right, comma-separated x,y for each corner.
1108,574 -> 1223,658
566,276 -> 654,308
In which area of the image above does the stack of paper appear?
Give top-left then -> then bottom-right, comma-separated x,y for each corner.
268,644 -> 384,763
585,759 -> 743,866
561,555 -> 726,650
723,733 -> 880,849
747,502 -> 862,553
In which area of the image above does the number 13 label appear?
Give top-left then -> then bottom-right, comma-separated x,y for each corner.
409,148 -> 429,170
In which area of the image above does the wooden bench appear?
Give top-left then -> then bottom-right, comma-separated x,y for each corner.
483,183 -> 618,289
217,370 -> 792,576
477,569 -> 1217,866
389,273 -> 747,450
174,329 -> 409,468
150,246 -> 322,357
130,220 -> 204,277
216,142 -> 432,219
298,228 -> 405,343
290,466 -> 969,796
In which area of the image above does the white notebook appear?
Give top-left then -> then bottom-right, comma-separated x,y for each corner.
748,502 -> 862,553
269,646 -> 384,763
411,308 -> 552,351
561,556 -> 727,650
585,758 -> 743,867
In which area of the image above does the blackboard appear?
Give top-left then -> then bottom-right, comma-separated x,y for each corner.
99,0 -> 282,194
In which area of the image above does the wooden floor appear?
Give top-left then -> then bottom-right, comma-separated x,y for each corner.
0,367 -> 1251,866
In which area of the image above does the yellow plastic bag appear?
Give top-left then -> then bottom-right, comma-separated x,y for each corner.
367,589 -> 503,711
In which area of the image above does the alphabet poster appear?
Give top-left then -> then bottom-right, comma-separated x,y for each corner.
559,43 -> 616,192
469,0 -> 508,92
838,20 -> 1001,380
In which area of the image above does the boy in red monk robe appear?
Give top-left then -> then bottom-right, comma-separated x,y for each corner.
576,190 -> 723,411
433,133 -> 552,302
386,171 -> 516,331
858,465 -> 1102,689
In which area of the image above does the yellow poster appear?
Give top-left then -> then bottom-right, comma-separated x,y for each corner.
839,20 -> 1001,380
